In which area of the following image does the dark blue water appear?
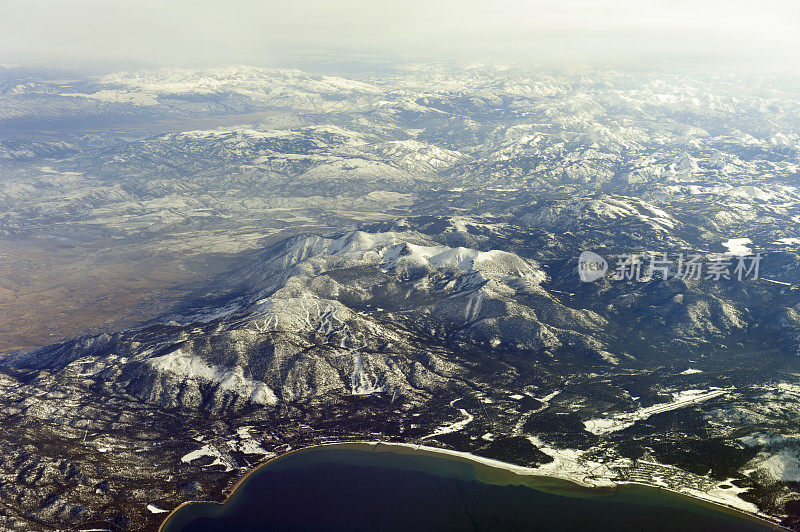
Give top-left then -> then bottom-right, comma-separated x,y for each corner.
162,445 -> 777,532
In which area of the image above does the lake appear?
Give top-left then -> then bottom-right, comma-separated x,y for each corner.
161,443 -> 778,532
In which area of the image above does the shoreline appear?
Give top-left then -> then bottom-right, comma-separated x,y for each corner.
158,440 -> 787,532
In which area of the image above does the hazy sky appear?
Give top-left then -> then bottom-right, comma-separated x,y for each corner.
2,0 -> 799,70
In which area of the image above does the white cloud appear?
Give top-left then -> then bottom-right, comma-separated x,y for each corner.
1,0 -> 799,70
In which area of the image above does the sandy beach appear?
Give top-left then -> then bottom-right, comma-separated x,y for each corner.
159,440 -> 786,531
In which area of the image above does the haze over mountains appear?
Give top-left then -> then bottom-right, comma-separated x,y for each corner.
1,63 -> 800,530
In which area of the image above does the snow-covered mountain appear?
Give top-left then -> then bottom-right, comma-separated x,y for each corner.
2,64 -> 800,531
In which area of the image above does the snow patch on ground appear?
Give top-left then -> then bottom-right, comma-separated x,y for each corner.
773,238 -> 800,246
227,426 -> 276,457
748,449 -> 800,482
722,238 -> 753,256
584,388 -> 730,435
180,444 -> 234,471
422,400 -> 474,440
525,436 -> 618,488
